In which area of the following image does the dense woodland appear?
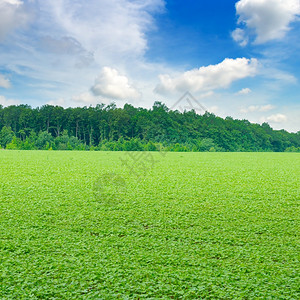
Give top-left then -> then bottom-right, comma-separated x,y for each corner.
0,102 -> 299,152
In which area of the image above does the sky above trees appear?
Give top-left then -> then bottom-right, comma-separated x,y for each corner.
0,0 -> 299,132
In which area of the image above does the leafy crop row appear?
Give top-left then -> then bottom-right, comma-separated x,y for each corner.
0,151 -> 299,298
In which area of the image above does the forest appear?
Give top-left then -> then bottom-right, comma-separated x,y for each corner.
0,102 -> 299,152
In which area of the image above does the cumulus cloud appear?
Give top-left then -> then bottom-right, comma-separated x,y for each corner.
0,74 -> 11,88
0,0 -> 32,41
231,28 -> 249,47
0,95 -> 19,106
154,58 -> 258,95
266,113 -> 287,123
47,98 -> 68,107
236,87 -> 251,95
240,104 -> 275,113
91,67 -> 141,100
233,0 -> 300,45
72,92 -> 98,105
208,105 -> 219,114
0,0 -> 165,105
46,93 -> 100,107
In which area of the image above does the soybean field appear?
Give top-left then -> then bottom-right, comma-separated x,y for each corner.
0,151 -> 299,299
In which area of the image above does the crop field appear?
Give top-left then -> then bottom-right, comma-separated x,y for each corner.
0,151 -> 299,299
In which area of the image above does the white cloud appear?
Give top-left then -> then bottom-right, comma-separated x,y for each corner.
41,0 -> 165,59
91,67 -> 141,100
266,113 -> 287,123
46,93 -> 99,107
237,87 -> 251,95
262,67 -> 297,84
47,98 -> 68,107
0,74 -> 11,88
154,58 -> 258,95
231,28 -> 248,47
259,106 -> 300,132
0,95 -> 20,106
259,104 -> 276,112
72,92 -> 98,106
240,104 -> 275,113
38,36 -> 95,69
0,0 -> 165,106
233,0 -> 300,45
0,0 -> 32,41
208,105 -> 219,114
40,36 -> 88,55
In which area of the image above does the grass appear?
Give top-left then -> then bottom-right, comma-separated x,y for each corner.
0,151 -> 299,299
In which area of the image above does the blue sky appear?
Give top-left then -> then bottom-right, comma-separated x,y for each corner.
0,0 -> 299,132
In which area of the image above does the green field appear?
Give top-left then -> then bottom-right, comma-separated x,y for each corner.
0,151 -> 299,299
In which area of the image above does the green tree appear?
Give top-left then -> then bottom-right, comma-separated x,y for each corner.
0,126 -> 14,148
36,131 -> 54,150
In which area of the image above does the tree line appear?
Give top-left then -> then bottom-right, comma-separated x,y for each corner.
0,102 -> 299,152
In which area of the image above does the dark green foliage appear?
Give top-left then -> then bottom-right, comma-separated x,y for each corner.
0,103 -> 299,151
